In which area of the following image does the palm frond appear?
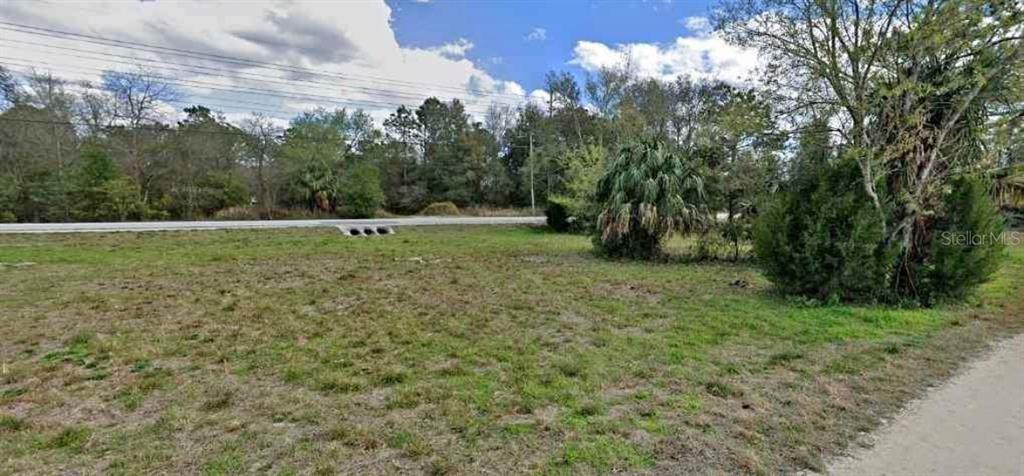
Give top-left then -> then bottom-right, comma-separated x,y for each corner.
594,138 -> 708,256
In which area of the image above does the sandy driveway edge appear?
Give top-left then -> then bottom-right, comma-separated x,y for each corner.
824,333 -> 1024,475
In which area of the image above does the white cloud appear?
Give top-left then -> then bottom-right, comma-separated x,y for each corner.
525,28 -> 547,42
528,89 -> 550,107
570,33 -> 760,84
680,16 -> 712,36
428,38 -> 474,59
0,0 -> 529,125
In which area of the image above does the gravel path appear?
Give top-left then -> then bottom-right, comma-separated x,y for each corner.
829,333 -> 1024,476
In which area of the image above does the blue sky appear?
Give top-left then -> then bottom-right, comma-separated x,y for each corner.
388,0 -> 717,91
0,0 -> 752,126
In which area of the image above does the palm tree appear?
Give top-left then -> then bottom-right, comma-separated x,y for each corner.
594,138 -> 706,259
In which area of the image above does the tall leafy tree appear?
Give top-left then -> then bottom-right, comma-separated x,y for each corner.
381,105 -> 425,211
101,69 -> 179,202
0,71 -> 78,222
241,113 -> 282,219
279,108 -> 350,211
724,0 -> 1022,301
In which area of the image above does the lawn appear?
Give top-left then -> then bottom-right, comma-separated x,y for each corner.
1,226 -> 1022,474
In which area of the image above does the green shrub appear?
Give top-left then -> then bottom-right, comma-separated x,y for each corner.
96,178 -> 146,222
164,173 -> 248,219
70,149 -> 146,222
0,175 -> 21,222
545,197 -> 572,232
198,172 -> 250,214
212,206 -> 261,220
753,159 -> 895,302
341,162 -> 384,219
757,159 -> 1005,305
593,138 -> 706,259
912,176 -> 1004,303
419,201 -> 460,216
546,194 -> 599,234
549,145 -> 606,234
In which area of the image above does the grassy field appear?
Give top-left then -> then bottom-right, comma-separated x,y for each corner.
1,226 -> 1021,475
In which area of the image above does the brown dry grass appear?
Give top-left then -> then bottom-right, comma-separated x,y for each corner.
0,227 -> 1021,474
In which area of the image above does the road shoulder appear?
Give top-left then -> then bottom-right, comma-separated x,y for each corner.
827,333 -> 1024,475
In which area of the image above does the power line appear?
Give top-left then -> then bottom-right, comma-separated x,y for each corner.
0,37 -> 525,110
0,21 -> 531,103
0,58 -> 504,117
0,116 -> 252,138
0,116 -> 374,155
2,60 -> 333,121
10,64 -> 313,120
0,51 -> 509,118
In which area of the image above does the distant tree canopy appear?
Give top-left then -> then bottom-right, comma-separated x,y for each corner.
0,60 -> 792,224
0,0 -> 1019,304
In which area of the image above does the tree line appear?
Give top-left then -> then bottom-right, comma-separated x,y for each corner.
1,0 -> 1021,306
0,63 -> 788,228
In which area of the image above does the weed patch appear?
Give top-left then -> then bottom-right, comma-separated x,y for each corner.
0,227 -> 1020,474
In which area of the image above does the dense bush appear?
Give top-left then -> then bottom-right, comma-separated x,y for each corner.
340,162 -> 384,219
593,139 -> 705,259
212,206 -> 262,220
0,176 -> 16,222
198,172 -> 249,214
213,206 -> 342,221
546,193 -> 599,234
459,206 -> 533,217
419,201 -> 460,216
98,178 -> 145,221
165,172 -> 249,219
545,197 -> 572,232
754,159 -> 894,302
910,176 -> 1004,304
70,148 -> 146,222
547,145 -> 606,234
755,161 -> 1005,305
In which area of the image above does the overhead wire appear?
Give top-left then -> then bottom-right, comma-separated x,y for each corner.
0,57 -> 506,117
2,60 -> 304,121
0,37 -> 525,110
0,21 -> 531,103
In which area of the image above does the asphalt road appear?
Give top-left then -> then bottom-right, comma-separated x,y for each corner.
0,216 -> 546,234
828,333 -> 1024,476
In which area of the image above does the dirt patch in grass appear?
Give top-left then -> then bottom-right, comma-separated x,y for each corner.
1,227 -> 1021,474
596,282 -> 664,303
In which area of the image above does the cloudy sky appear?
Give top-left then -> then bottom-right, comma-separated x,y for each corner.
0,0 -> 757,126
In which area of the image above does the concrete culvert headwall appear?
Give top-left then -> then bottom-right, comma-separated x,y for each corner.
337,225 -> 394,237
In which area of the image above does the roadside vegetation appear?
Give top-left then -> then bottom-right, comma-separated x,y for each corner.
3,3 -> 1017,228
1,0 -> 1022,473
1,227 -> 1022,474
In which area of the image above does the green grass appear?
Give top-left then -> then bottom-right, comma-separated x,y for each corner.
1,226 -> 1021,474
